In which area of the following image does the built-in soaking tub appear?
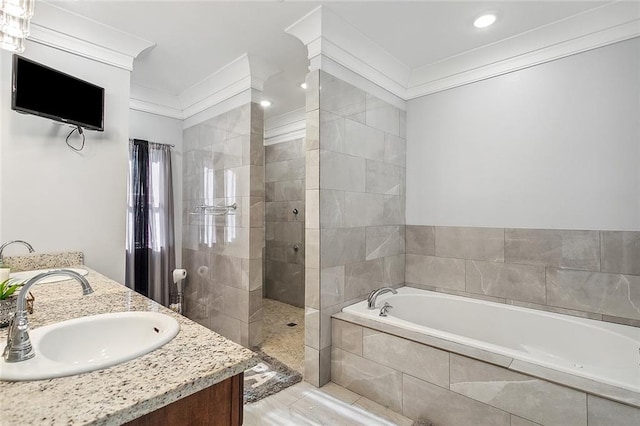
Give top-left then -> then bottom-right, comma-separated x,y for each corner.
343,287 -> 640,393
333,286 -> 640,425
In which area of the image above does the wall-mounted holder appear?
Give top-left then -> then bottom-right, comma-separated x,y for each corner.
189,203 -> 237,216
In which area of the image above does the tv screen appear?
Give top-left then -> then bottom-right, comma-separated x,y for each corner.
11,55 -> 104,131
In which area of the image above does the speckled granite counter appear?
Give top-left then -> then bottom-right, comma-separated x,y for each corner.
0,267 -> 259,425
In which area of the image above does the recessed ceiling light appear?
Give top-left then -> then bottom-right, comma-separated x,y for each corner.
300,82 -> 307,89
260,100 -> 272,108
474,13 -> 497,28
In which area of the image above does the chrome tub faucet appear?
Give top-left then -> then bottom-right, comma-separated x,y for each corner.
3,270 -> 94,363
367,287 -> 398,309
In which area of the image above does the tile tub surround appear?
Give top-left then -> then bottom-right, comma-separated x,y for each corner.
331,315 -> 640,426
2,251 -> 84,272
305,70 -> 406,386
0,267 -> 258,426
406,226 -> 640,326
265,138 -> 305,308
182,102 -> 264,348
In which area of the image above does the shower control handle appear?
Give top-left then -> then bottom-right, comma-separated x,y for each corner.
292,208 -> 299,215
293,245 -> 299,251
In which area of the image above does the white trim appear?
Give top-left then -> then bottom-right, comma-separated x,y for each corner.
129,99 -> 183,120
407,2 -> 640,98
182,89 -> 257,130
265,129 -> 306,146
406,20 -> 640,99
285,2 -> 640,103
29,2 -> 155,71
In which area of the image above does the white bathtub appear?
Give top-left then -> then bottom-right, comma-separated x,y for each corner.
343,287 -> 640,393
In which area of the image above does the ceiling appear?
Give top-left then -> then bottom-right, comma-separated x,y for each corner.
48,1 -> 612,118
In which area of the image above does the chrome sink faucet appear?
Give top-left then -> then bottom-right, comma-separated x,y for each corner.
367,287 -> 398,309
0,240 -> 35,261
2,270 -> 94,363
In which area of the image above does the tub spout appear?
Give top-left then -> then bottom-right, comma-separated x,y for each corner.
367,287 -> 398,309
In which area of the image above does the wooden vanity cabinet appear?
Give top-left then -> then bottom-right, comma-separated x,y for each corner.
124,373 -> 244,426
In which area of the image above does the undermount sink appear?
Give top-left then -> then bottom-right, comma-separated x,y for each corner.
10,268 -> 89,284
0,311 -> 180,381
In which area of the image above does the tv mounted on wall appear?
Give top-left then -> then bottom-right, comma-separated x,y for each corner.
11,55 -> 105,131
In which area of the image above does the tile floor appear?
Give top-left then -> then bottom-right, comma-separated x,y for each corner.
244,381 -> 413,426
260,298 -> 305,373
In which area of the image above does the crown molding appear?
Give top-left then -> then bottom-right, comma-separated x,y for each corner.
29,2 -> 155,71
131,53 -> 279,121
406,1 -> 640,99
286,5 -> 410,104
286,2 -> 640,103
264,107 -> 306,145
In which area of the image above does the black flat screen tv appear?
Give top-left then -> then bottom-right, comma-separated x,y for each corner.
11,55 -> 104,131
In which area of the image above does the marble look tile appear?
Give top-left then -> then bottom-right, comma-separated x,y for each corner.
305,307 -> 320,349
304,345 -> 320,387
306,149 -> 320,190
362,328 -> 449,387
306,110 -> 320,151
250,102 -> 264,135
383,254 -> 405,285
587,395 -> 640,426
510,415 -> 541,426
343,118 -> 385,161
547,268 -> 640,320
265,139 -> 305,163
403,374 -> 510,426
399,110 -> 406,138
319,347 -> 331,386
450,354 -> 587,426
226,103 -> 251,137
209,253 -> 242,288
306,229 -> 319,269
436,226 -> 504,262
320,227 -> 366,268
242,258 -> 262,291
321,265 -> 345,308
365,160 -> 403,195
365,93 -> 400,136
320,150 -> 366,192
352,396 -> 413,426
384,134 -> 406,167
601,231 -> 640,276
405,254 -> 465,290
305,267 -> 320,310
320,71 -> 366,118
271,221 -> 303,244
244,133 -> 264,166
332,319 -> 363,356
602,314 -> 640,327
320,111 -> 345,152
382,195 -> 404,225
272,180 -> 305,202
306,70 -> 320,113
466,260 -> 546,304
506,299 -> 602,321
344,192 -> 384,227
344,258 -> 385,301
406,225 -> 436,256
266,161 -> 288,183
320,189 -> 344,228
331,348 -> 403,412
286,157 -> 305,180
366,225 -> 404,260
505,228 -> 600,271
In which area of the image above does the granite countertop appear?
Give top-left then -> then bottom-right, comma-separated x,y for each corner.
0,267 -> 259,425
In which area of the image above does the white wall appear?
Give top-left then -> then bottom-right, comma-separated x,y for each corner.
129,109 -> 184,267
406,38 -> 640,231
0,41 -> 131,282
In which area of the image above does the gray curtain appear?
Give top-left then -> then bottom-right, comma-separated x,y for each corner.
126,139 -> 175,306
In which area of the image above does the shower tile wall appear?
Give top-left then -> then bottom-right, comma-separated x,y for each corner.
305,70 -> 407,385
265,138 -> 305,308
182,103 -> 264,347
406,227 -> 640,326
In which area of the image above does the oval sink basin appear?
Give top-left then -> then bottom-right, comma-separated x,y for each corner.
0,311 -> 180,381
10,268 -> 88,284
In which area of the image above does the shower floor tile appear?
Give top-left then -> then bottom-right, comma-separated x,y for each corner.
260,298 -> 305,373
